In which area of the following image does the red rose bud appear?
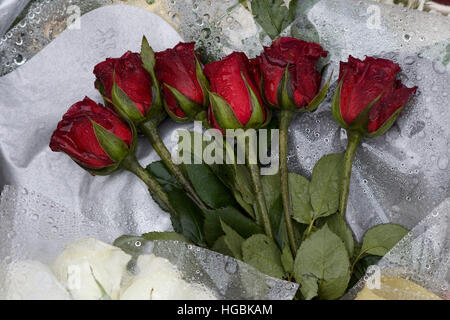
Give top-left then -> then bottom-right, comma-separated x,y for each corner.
332,55 -> 417,136
155,42 -> 209,122
50,97 -> 134,175
94,37 -> 163,124
253,37 -> 329,111
204,52 -> 268,131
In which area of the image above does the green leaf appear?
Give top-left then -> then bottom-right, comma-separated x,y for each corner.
185,163 -> 236,209
167,188 -> 205,246
290,13 -> 320,44
113,233 -> 190,259
113,235 -> 146,256
233,190 -> 255,218
220,220 -> 245,260
141,232 -> 190,243
250,0 -> 299,40
242,234 -> 285,279
349,255 -> 381,289
360,223 -> 409,257
90,119 -> 130,163
309,153 -> 344,219
270,197 -> 285,249
203,206 -> 263,246
289,172 -> 313,224
211,162 -> 256,216
298,276 -> 319,300
261,172 -> 281,210
204,211 -> 224,247
281,245 -> 294,274
211,235 -> 234,257
261,171 -> 285,249
146,161 -> 181,190
294,224 -> 351,300
322,214 -> 355,257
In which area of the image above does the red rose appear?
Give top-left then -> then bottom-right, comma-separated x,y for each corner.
204,52 -> 267,131
253,37 -> 328,109
155,42 -> 207,121
50,97 -> 133,170
94,51 -> 153,116
334,55 -> 417,134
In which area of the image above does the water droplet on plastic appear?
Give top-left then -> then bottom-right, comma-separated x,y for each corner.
201,28 -> 211,39
404,56 -> 415,65
437,156 -> 448,170
432,61 -> 446,74
225,260 -> 237,274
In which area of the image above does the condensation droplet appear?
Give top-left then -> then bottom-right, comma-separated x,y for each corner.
437,156 -> 448,170
201,28 -> 211,39
225,260 -> 237,274
404,56 -> 415,65
432,61 -> 446,74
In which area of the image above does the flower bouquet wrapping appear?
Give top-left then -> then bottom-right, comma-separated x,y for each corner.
0,1 -> 448,300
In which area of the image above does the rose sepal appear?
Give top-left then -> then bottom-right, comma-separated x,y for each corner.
163,83 -> 204,122
276,65 -> 332,113
209,92 -> 243,130
367,106 -> 404,138
81,116 -> 138,175
111,72 -> 147,125
140,36 -> 164,119
75,161 -> 121,176
304,70 -> 333,113
94,80 -> 114,106
331,79 -> 348,129
195,55 -> 210,106
331,77 -> 383,136
276,64 -> 297,111
242,72 -> 265,129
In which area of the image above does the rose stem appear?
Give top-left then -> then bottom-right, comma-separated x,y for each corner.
279,109 -> 297,256
339,130 -> 362,218
246,143 -> 274,240
121,153 -> 177,218
139,118 -> 208,211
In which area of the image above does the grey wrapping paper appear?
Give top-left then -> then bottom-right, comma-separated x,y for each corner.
0,185 -> 298,300
343,198 -> 450,299
0,5 -> 186,235
0,0 -> 31,37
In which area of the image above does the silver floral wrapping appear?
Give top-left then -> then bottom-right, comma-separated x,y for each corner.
343,198 -> 449,299
0,0 -> 449,299
0,185 -> 298,299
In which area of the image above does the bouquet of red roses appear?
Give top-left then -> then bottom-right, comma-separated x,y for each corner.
49,34 -> 417,300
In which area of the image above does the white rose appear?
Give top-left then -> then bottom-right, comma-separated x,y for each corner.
0,260 -> 71,300
120,254 -> 216,300
52,238 -> 131,300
